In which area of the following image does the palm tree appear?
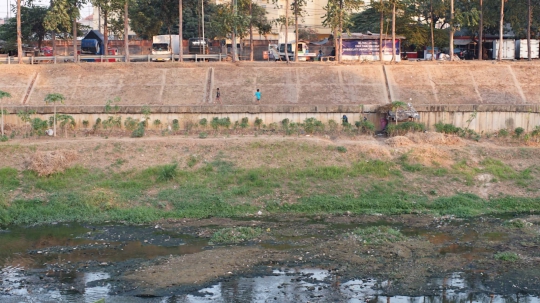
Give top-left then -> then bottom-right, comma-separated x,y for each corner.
0,91 -> 12,136
44,93 -> 66,137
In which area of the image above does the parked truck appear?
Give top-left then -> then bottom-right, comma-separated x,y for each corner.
152,35 -> 180,61
277,41 -> 317,61
80,30 -> 118,62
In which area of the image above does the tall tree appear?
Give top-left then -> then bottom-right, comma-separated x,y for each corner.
92,0 -> 123,57
498,0 -> 504,61
124,0 -> 129,62
17,0 -> 22,63
291,0 -> 307,62
323,0 -> 363,62
179,0 -> 183,61
44,93 -> 65,137
44,0 -> 72,56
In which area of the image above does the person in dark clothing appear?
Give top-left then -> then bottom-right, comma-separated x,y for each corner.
216,88 -> 222,104
342,115 -> 348,126
330,48 -> 336,57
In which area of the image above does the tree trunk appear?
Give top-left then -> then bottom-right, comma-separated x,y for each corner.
52,32 -> 56,56
53,105 -> 57,137
478,0 -> 483,60
527,0 -> 531,60
250,1 -> 254,61
379,0 -> 383,62
232,0 -> 238,62
294,0 -> 298,63
285,0 -> 289,63
1,104 -> 3,136
17,0 -> 22,64
124,0 -> 130,62
338,0 -> 343,63
391,2 -> 395,62
430,0 -> 435,61
179,0 -> 183,62
73,18 -> 77,62
498,0 -> 504,61
104,11 -> 109,57
449,0 -> 454,61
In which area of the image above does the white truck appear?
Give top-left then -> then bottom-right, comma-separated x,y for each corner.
277,41 -> 317,61
152,35 -> 180,61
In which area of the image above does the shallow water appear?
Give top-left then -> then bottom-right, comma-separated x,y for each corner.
0,221 -> 538,302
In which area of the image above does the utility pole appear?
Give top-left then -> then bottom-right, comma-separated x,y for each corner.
179,0 -> 183,62
232,0 -> 238,62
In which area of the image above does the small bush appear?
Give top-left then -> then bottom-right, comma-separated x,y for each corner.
350,226 -> 406,245
494,251 -> 519,262
387,122 -> 426,136
355,120 -> 375,135
131,122 -> 145,138
514,127 -> 524,137
82,120 -> 89,128
153,119 -> 162,128
434,122 -> 460,134
210,227 -> 263,244
498,129 -> 509,137
240,117 -> 249,129
124,117 -> 139,132
157,163 -> 178,182
0,135 -> 7,142
199,132 -> 208,139
172,119 -> 180,132
254,117 -> 263,129
336,146 -> 347,153
199,118 -> 208,127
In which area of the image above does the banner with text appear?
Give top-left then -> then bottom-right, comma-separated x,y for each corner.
342,39 -> 400,56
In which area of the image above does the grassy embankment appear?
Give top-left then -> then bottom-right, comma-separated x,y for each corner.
0,142 -> 538,226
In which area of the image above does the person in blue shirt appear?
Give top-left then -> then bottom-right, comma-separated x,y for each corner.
254,89 -> 261,104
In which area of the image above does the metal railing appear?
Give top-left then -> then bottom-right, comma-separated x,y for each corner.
0,53 -> 226,64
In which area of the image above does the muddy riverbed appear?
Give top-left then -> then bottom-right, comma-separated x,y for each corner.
1,214 -> 540,302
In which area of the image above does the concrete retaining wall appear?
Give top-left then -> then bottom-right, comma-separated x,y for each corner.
2,61 -> 540,132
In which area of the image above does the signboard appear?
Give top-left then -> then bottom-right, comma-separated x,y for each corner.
342,39 -> 400,56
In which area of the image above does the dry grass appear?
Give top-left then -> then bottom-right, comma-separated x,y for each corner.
386,136 -> 413,147
406,132 -> 464,146
28,150 -> 78,176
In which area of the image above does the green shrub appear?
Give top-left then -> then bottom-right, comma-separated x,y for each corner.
328,119 -> 338,133
355,120 -> 375,135
0,135 -> 7,142
210,227 -> 263,244
93,118 -> 102,132
434,122 -> 460,134
387,122 -> 426,136
254,117 -> 263,129
531,126 -> 540,137
131,122 -> 145,138
303,117 -> 324,134
494,251 -> 519,262
153,119 -> 162,128
199,132 -> 208,139
514,127 -> 524,137
498,129 -> 509,137
503,219 -> 530,229
157,163 -> 178,182
82,120 -> 89,128
336,146 -> 347,153
199,118 -> 208,127
124,117 -> 139,132
350,226 -> 406,245
172,119 -> 180,132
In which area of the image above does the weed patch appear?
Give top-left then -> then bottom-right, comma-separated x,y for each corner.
210,227 -> 263,244
350,226 -> 406,245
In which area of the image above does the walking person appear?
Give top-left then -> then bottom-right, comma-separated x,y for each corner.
216,88 -> 222,104
254,89 -> 261,105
